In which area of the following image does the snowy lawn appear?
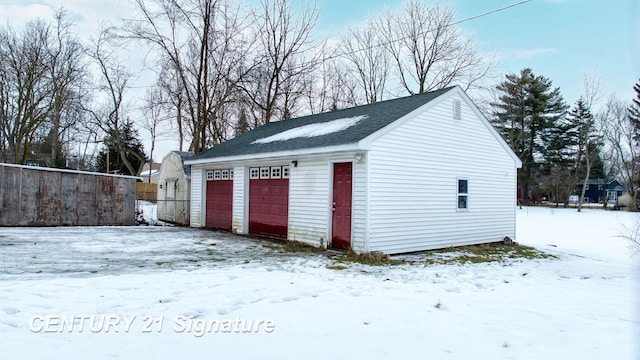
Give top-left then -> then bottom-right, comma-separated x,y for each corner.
0,206 -> 638,359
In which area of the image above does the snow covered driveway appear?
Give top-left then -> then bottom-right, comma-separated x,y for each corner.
0,207 -> 638,359
0,226 -> 285,279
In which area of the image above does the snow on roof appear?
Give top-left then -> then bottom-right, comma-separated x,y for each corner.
252,115 -> 368,144
140,169 -> 159,176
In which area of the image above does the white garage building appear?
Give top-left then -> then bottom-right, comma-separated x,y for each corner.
185,86 -> 521,254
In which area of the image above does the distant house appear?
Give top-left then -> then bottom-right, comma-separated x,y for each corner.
184,86 -> 521,254
25,159 -> 49,167
157,151 -> 193,225
574,179 -> 625,204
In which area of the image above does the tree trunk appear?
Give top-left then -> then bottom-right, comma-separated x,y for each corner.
578,151 -> 591,212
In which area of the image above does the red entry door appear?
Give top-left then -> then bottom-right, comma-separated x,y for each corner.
332,162 -> 353,249
206,179 -> 233,230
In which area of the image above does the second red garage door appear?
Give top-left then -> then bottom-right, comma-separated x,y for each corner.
249,166 -> 289,239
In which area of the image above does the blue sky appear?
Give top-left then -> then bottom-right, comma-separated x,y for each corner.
1,0 -> 637,104
318,0 -> 639,106
1,0 -> 638,158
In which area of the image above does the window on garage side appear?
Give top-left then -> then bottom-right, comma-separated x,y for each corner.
214,170 -> 221,180
206,170 -> 214,181
221,169 -> 229,180
250,168 -> 259,179
282,165 -> 290,178
457,178 -> 468,210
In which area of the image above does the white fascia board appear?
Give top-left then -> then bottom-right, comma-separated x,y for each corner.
357,87 -> 456,150
184,143 -> 361,166
357,86 -> 523,169
455,87 -> 523,169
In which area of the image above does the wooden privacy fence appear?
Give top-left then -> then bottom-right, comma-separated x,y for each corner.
136,182 -> 157,202
0,163 -> 137,226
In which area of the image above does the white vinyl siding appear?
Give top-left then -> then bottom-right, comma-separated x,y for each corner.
232,166 -> 246,233
351,158 -> 367,253
285,154 -> 365,251
189,165 -> 204,227
366,93 -> 517,254
287,159 -> 330,246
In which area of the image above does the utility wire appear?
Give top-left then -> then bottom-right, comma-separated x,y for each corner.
454,0 -> 531,26
330,0 -> 532,62
128,0 -> 532,89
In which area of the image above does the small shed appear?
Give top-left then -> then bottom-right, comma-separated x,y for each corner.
157,151 -> 193,225
185,86 -> 522,254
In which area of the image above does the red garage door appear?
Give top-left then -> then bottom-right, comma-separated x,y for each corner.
206,169 -> 233,230
249,166 -> 289,239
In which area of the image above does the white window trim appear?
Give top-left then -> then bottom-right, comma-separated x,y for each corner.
260,167 -> 270,179
282,165 -> 290,179
206,170 -> 214,181
250,168 -> 259,179
221,169 -> 229,180
457,177 -> 469,211
213,170 -> 221,180
271,166 -> 281,179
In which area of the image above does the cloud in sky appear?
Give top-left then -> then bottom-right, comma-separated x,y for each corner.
514,48 -> 556,59
0,4 -> 55,23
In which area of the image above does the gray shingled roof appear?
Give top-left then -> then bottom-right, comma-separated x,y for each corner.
188,86 -> 455,161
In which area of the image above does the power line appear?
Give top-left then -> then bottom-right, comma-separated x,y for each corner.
328,0 -> 532,63
127,0 -> 532,89
453,0 -> 531,26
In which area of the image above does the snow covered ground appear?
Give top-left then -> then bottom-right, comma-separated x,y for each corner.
0,206 -> 638,359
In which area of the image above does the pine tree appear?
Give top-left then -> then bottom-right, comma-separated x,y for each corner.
235,110 -> 250,137
629,79 -> 640,141
626,78 -> 640,206
491,68 -> 567,202
95,124 -> 147,176
566,98 -> 595,211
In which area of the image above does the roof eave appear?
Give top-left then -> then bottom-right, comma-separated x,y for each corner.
185,143 -> 361,166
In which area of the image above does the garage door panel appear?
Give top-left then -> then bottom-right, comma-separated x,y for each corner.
249,177 -> 289,239
206,179 -> 233,230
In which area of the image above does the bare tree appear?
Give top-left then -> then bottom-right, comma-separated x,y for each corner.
85,28 -> 145,176
373,0 -> 492,95
600,95 -> 638,210
0,20 -> 52,164
44,10 -> 89,167
298,53 -> 359,115
340,19 -> 390,104
239,0 -> 321,126
140,86 -> 170,181
124,0 -> 249,153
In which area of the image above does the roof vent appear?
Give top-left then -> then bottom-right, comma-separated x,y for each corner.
453,99 -> 461,120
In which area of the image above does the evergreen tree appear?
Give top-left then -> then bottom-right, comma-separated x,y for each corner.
629,79 -> 640,140
626,78 -> 640,203
95,124 -> 147,176
491,68 -> 567,202
565,98 -> 596,210
234,110 -> 250,137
